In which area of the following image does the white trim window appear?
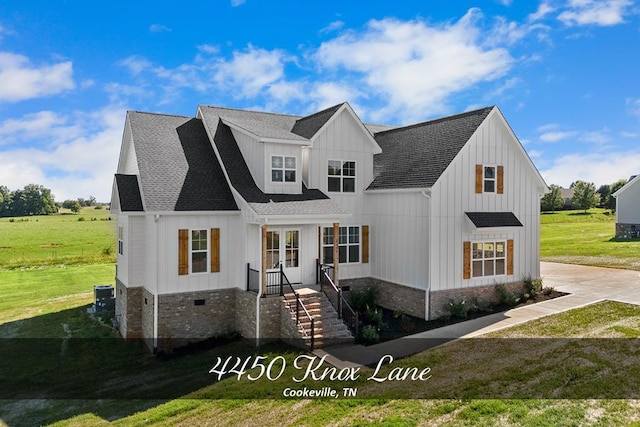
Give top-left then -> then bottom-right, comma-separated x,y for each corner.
191,229 -> 208,273
322,226 -> 360,264
328,160 -> 356,193
271,155 -> 296,183
483,166 -> 496,193
118,226 -> 124,255
471,241 -> 506,277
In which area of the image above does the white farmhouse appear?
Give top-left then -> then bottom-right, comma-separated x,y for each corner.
111,103 -> 547,351
613,174 -> 640,238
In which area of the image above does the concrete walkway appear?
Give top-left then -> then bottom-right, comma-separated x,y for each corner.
316,262 -> 640,368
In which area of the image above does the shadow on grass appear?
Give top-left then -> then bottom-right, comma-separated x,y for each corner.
608,237 -> 640,243
0,305 -> 299,426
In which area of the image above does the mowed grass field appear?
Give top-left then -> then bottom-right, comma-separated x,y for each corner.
2,207 -> 640,426
540,208 -> 640,271
0,207 -> 116,323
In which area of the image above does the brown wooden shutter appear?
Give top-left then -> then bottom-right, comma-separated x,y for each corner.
475,165 -> 483,194
507,239 -> 514,275
361,225 -> 369,264
497,165 -> 504,194
210,228 -> 220,273
463,241 -> 471,279
178,229 -> 189,275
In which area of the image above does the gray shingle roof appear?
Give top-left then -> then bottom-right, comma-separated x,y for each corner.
291,103 -> 343,139
210,120 -> 335,204
114,174 -> 143,212
368,107 -> 494,190
127,111 -> 238,212
465,212 -> 523,228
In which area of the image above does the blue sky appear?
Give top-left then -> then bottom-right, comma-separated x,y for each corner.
0,0 -> 638,202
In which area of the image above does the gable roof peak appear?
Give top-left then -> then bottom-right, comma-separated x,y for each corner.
374,106 -> 495,136
291,102 -> 345,139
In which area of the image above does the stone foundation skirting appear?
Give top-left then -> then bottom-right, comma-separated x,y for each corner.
616,223 -> 640,239
114,278 -> 143,340
429,281 -> 526,319
341,277 -> 426,319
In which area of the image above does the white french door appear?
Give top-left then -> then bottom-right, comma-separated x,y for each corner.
266,228 -> 301,283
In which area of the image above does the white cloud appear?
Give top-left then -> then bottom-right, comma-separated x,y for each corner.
627,97 -> 640,118
316,10 -> 513,122
539,130 -> 578,142
0,106 -> 125,201
149,24 -> 172,33
214,45 -> 289,97
320,21 -> 345,34
528,3 -> 556,22
558,0 -> 632,26
231,0 -> 246,6
0,52 -> 75,102
540,150 -> 640,187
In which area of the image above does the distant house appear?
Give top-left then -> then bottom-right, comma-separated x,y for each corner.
111,103 -> 548,352
561,187 -> 574,209
613,174 -> 640,238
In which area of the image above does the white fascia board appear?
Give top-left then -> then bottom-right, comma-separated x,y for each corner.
145,210 -> 241,216
490,106 -> 549,192
258,137 -> 311,146
613,175 -> 640,197
249,212 -> 352,225
309,103 -> 382,154
364,187 -> 432,194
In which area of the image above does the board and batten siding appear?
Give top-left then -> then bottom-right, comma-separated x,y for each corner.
230,128 -> 265,192
262,142 -> 303,195
429,111 -> 544,292
617,180 -> 640,224
364,192 -> 430,290
149,214 -> 244,294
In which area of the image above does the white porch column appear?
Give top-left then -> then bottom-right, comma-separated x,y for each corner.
332,222 -> 339,287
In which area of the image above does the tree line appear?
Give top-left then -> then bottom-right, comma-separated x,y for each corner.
0,184 -> 100,217
541,179 -> 628,213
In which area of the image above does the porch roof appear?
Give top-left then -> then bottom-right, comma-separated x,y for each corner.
248,198 -> 349,217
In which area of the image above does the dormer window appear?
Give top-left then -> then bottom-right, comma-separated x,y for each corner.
484,166 -> 496,193
475,164 -> 504,194
328,160 -> 356,193
271,156 -> 296,183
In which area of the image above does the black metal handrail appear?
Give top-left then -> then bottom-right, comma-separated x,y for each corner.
247,264 -> 259,293
319,263 -> 359,339
279,265 -> 315,350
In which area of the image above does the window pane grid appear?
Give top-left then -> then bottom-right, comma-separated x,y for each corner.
327,160 -> 356,193
471,240 -> 506,278
271,155 -> 295,183
322,226 -> 360,264
191,229 -> 208,273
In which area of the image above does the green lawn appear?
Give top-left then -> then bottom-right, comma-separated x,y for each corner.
29,301 -> 640,427
0,207 -> 116,269
540,208 -> 640,270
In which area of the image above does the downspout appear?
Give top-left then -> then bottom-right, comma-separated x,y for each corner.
255,222 -> 263,346
153,214 -> 160,352
421,190 -> 431,320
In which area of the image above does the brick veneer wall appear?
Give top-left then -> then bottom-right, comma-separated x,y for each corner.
341,277 -> 426,319
258,295 -> 283,343
115,278 -> 143,339
280,302 -> 305,349
235,290 -> 258,343
429,281 -> 526,319
141,288 -> 155,351
616,223 -> 640,239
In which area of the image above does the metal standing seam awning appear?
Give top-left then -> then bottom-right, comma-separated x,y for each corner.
465,212 -> 523,228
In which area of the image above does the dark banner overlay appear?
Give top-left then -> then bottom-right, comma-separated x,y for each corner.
1,338 -> 640,399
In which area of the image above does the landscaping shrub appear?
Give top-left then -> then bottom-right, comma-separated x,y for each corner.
469,296 -> 492,314
447,298 -> 469,318
365,306 -> 387,331
77,217 -> 86,221
360,325 -> 380,344
496,284 -> 520,307
524,276 -> 543,297
543,286 -> 555,296
348,285 -> 378,312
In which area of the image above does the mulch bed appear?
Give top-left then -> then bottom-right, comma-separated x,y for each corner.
362,290 -> 568,344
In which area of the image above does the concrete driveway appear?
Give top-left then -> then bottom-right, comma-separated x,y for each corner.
321,262 -> 640,367
541,261 -> 640,305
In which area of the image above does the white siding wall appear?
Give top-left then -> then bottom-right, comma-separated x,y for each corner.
365,192 -> 430,289
129,216 -> 146,287
231,128 -> 265,191
116,215 -> 128,285
429,112 -> 544,292
307,108 -> 377,279
120,121 -> 139,175
148,214 -> 244,294
617,181 -> 640,224
263,142 -> 303,195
